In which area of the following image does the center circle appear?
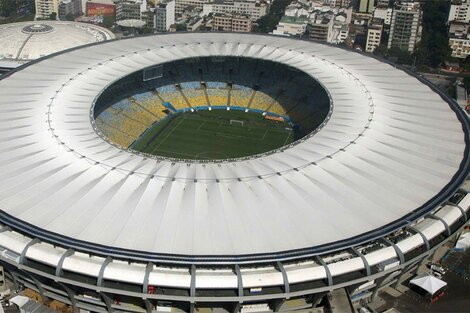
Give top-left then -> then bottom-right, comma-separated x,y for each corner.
92,56 -> 332,161
21,24 -> 54,34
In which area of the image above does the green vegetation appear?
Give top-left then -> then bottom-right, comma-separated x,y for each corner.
131,110 -> 295,160
0,0 -> 34,23
373,45 -> 413,65
415,0 -> 451,68
0,0 -> 17,17
253,0 -> 293,33
174,23 -> 187,32
64,13 -> 75,21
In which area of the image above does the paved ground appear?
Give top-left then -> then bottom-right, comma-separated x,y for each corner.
371,246 -> 470,313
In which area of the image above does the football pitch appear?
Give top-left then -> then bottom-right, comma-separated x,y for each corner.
130,110 -> 294,160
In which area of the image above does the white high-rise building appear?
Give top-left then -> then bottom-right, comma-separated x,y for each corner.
358,0 -> 374,13
116,0 -> 147,20
388,2 -> 422,52
155,0 -> 175,31
35,0 -> 60,19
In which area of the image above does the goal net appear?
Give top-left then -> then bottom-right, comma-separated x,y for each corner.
230,119 -> 244,126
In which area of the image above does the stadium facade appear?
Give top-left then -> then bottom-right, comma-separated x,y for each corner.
0,33 -> 468,313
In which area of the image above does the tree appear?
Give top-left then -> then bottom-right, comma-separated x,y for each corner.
49,12 -> 57,20
253,0 -> 293,33
65,13 -> 74,21
416,0 -> 451,68
0,0 -> 17,17
387,46 -> 413,65
463,76 -> 470,90
461,55 -> 470,72
373,45 -> 388,58
174,23 -> 187,32
101,16 -> 115,28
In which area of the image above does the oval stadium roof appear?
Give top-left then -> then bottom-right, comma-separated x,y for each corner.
0,33 -> 468,263
0,21 -> 115,67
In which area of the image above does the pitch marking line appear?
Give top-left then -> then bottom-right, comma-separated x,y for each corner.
151,116 -> 187,153
282,131 -> 293,146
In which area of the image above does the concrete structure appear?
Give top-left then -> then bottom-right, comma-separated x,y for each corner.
175,0 -> 206,15
365,22 -> 382,52
324,0 -> 351,8
456,84 -> 468,111
308,16 -> 334,42
116,0 -> 147,20
203,0 -> 268,21
273,15 -> 307,36
35,0 -> 60,19
449,0 -> 470,23
58,0 -> 81,19
85,0 -> 116,18
213,13 -> 252,32
155,0 -> 175,31
336,25 -> 348,43
276,2 -> 351,42
373,6 -> 392,25
185,16 -> 204,30
0,32 -> 468,313
0,21 -> 114,69
449,22 -> 470,58
358,0 -> 374,13
388,1 -> 422,52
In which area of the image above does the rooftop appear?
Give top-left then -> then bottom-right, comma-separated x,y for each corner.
0,21 -> 114,66
0,33 -> 467,262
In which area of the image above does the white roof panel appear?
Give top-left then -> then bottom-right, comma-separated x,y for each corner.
0,33 -> 467,263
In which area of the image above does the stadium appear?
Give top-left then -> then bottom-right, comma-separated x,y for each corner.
0,21 -> 114,71
0,32 -> 468,313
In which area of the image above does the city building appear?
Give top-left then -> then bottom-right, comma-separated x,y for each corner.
203,0 -> 268,21
58,0 -> 81,19
35,0 -> 60,19
448,22 -> 470,58
284,2 -> 308,18
308,16 -> 334,42
358,0 -> 374,13
155,0 -> 175,31
449,0 -> 470,23
116,0 -> 147,20
86,0 -> 116,18
323,0 -> 351,7
212,13 -> 252,32
387,1 -> 422,52
275,2 -> 351,42
337,24 -> 349,42
373,6 -> 392,25
365,21 -> 383,52
175,0 -> 206,15
376,0 -> 389,6
186,15 -> 204,30
272,15 -> 308,36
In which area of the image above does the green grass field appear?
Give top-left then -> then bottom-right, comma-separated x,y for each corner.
130,110 -> 294,160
